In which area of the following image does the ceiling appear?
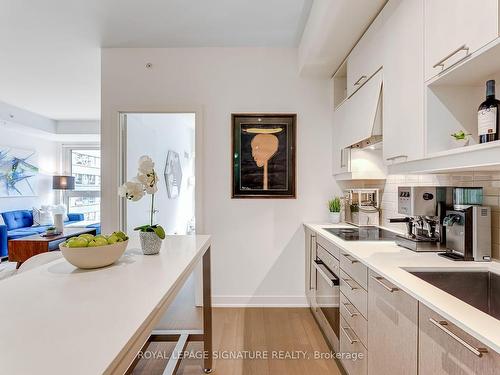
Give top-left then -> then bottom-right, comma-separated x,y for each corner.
0,0 -> 313,120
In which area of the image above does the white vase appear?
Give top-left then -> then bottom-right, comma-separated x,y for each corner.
452,138 -> 470,147
139,231 -> 163,255
329,212 -> 341,224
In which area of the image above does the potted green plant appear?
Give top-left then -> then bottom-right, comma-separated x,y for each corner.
118,155 -> 166,255
451,130 -> 471,147
328,197 -> 341,224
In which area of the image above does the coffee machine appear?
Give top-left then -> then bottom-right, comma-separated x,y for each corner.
390,186 -> 491,261
440,206 -> 491,261
389,186 -> 447,252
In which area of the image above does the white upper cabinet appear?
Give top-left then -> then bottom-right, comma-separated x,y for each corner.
346,11 -> 385,96
343,70 -> 383,147
383,0 -> 425,164
424,0 -> 499,81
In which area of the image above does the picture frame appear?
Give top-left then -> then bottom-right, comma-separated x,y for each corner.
231,113 -> 296,199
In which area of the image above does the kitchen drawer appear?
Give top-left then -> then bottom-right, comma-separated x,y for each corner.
316,244 -> 340,271
340,251 -> 367,289
340,269 -> 367,319
419,303 -> 500,374
340,315 -> 368,375
317,234 -> 340,259
340,292 -> 367,348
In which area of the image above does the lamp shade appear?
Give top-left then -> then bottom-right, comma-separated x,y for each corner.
52,175 -> 75,190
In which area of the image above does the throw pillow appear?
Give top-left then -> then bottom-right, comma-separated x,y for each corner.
32,207 -> 41,226
33,207 -> 54,226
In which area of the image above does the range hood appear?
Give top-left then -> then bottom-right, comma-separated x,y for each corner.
333,69 -> 387,180
341,70 -> 383,149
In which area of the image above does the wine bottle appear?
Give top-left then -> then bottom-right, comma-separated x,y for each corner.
478,80 -> 500,143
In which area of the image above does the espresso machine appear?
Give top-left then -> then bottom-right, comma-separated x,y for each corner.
390,186 -> 491,261
389,186 -> 447,252
439,205 -> 491,261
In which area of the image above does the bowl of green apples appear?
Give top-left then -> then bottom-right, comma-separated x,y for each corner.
59,232 -> 129,269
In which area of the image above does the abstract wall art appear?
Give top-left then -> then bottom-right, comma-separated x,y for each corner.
164,150 -> 183,199
0,147 -> 38,197
232,114 -> 296,199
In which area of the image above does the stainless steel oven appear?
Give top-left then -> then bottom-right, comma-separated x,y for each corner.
313,243 -> 341,352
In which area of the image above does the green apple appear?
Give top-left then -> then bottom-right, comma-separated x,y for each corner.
94,238 -> 108,247
67,238 -> 88,248
87,240 -> 98,247
79,234 -> 95,241
107,235 -> 119,244
115,231 -> 128,241
95,235 -> 107,241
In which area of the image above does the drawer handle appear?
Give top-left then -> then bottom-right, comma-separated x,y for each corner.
354,75 -> 367,86
341,326 -> 359,344
429,318 -> 488,357
432,44 -> 470,71
342,253 -> 359,264
342,278 -> 358,290
370,275 -> 398,293
314,260 -> 339,287
342,302 -> 358,317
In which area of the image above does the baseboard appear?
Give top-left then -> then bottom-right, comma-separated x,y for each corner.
212,295 -> 309,307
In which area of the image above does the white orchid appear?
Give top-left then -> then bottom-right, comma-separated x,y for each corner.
137,171 -> 158,194
118,156 -> 164,239
138,155 -> 155,174
118,181 -> 145,201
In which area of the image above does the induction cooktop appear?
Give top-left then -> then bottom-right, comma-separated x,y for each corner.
324,226 -> 398,241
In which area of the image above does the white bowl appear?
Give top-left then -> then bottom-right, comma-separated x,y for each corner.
59,240 -> 128,269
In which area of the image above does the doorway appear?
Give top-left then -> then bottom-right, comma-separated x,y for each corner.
119,113 -> 196,235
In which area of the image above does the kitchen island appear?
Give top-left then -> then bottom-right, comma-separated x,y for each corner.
0,235 -> 212,375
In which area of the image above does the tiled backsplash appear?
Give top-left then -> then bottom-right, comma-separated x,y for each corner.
339,172 -> 500,260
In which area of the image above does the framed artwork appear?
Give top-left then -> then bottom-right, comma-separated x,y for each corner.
0,146 -> 38,197
232,113 -> 296,199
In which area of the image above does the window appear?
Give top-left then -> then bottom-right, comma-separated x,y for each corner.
65,148 -> 101,221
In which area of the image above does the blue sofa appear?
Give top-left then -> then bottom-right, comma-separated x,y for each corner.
0,210 -> 101,258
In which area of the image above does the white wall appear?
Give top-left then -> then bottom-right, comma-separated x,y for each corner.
101,48 -> 338,306
0,123 -> 59,214
125,113 -> 195,235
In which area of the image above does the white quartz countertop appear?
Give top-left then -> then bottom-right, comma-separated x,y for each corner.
304,222 -> 500,354
0,234 -> 211,375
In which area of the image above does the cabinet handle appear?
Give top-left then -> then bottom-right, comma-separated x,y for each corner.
370,275 -> 398,293
314,260 -> 339,287
309,235 -> 316,291
342,302 -> 358,317
354,75 -> 367,86
342,253 -> 359,264
341,326 -> 359,344
342,278 -> 358,290
432,44 -> 470,71
429,318 -> 488,357
385,154 -> 408,161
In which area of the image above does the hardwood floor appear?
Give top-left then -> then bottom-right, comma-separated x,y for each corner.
132,278 -> 341,375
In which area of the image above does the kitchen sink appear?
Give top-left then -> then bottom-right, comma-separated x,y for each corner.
408,269 -> 500,320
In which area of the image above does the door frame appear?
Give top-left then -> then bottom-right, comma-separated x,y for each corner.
117,108 -> 204,235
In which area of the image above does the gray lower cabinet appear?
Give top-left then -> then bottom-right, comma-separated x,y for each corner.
419,303 -> 500,375
367,269 -> 418,375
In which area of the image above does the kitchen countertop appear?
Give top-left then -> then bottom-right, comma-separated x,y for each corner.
304,222 -> 500,354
